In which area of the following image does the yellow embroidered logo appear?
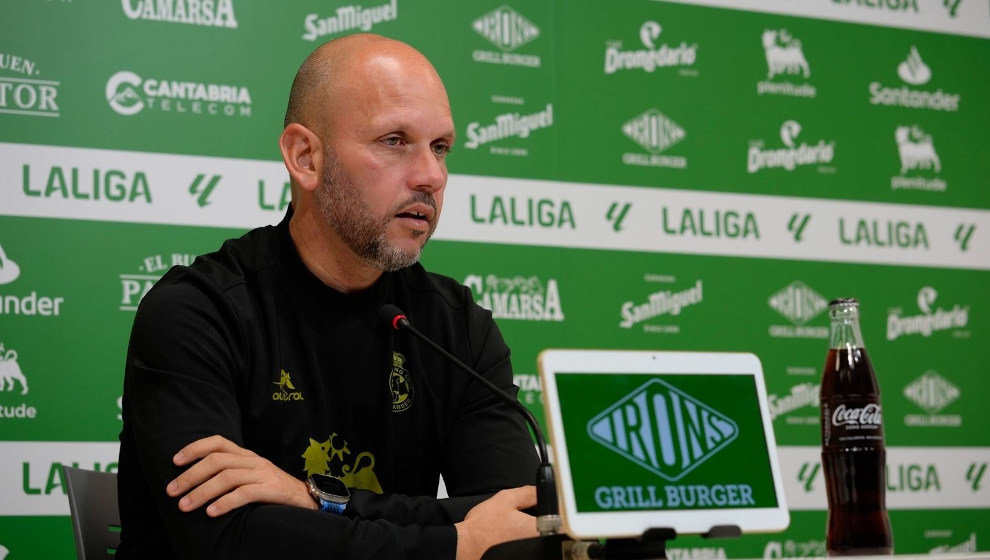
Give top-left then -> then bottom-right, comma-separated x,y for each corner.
302,432 -> 383,494
390,351 -> 413,412
272,369 -> 304,402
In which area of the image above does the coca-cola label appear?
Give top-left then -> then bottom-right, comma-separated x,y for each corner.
822,398 -> 885,447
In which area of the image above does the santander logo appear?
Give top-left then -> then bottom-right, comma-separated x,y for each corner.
831,404 -> 882,427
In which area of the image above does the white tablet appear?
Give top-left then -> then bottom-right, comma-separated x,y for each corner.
538,349 -> 790,539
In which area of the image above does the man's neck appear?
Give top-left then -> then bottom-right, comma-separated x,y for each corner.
287,208 -> 383,294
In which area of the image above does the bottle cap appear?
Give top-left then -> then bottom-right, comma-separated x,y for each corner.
828,297 -> 859,308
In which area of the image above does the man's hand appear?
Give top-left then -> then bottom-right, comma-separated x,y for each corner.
454,486 -> 538,560
166,435 -> 317,517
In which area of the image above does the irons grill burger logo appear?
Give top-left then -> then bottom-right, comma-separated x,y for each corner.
831,404 -> 882,427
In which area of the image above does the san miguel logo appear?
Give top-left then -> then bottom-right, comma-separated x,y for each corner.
389,352 -> 413,413
272,369 -> 304,402
903,370 -> 961,427
302,0 -> 398,42
603,20 -> 697,75
619,279 -> 703,332
767,382 -> 820,424
747,120 -> 835,174
757,29 -> 816,98
0,53 -> 60,118
891,125 -> 945,192
464,274 -> 564,322
105,70 -> 252,117
463,103 -> 553,152
870,45 -> 960,112
471,6 -> 541,68
887,286 -> 969,341
121,0 -> 238,28
587,379 -> 738,480
0,243 -> 65,318
120,253 -> 197,311
621,108 -> 687,169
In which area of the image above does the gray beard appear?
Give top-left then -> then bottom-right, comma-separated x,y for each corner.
315,153 -> 435,273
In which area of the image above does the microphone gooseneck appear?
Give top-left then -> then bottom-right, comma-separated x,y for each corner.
380,304 -> 561,536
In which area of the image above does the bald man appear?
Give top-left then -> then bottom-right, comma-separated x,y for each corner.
117,34 -> 540,560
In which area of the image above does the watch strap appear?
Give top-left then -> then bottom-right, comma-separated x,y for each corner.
316,497 -> 346,515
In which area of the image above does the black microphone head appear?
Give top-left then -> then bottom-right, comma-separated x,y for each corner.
379,304 -> 408,330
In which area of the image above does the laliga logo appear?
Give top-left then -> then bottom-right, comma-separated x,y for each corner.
106,71 -> 144,116
639,21 -> 662,49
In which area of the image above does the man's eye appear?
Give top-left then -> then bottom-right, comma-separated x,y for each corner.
432,143 -> 451,157
383,136 -> 403,147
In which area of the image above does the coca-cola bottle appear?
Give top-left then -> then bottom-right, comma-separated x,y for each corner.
820,298 -> 893,555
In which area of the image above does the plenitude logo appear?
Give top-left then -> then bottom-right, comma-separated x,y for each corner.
0,244 -> 65,318
903,370 -> 961,427
121,0 -> 238,28
120,252 -> 197,311
603,21 -> 698,75
621,108 -> 687,169
302,0 -> 398,42
891,124 -> 945,192
767,281 -> 828,339
747,120 -> 835,174
0,341 -> 37,420
869,46 -> 960,112
464,274 -> 564,322
471,6 -> 541,68
757,29 -> 816,98
106,70 -> 252,117
0,53 -> 60,118
887,286 -> 969,341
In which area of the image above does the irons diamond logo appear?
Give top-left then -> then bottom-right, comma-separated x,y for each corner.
768,281 -> 826,325
904,370 -> 959,415
623,108 -> 685,154
587,379 -> 738,481
472,6 -> 539,52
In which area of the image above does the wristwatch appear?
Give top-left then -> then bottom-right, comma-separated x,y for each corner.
306,474 -> 350,515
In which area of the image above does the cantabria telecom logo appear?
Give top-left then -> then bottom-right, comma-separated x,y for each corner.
757,29 -> 816,98
887,286 -> 969,341
767,281 -> 828,339
471,6 -> 541,68
463,103 -> 553,155
122,0 -> 238,28
302,0 -> 397,42
903,370 -> 961,427
120,253 -> 197,311
0,244 -> 65,318
0,53 -> 60,118
603,21 -> 698,75
619,278 -> 703,333
891,125 -> 945,192
621,108 -> 687,169
106,71 -> 252,117
587,379 -> 739,481
747,120 -> 835,174
464,274 -> 564,322
870,46 -> 960,111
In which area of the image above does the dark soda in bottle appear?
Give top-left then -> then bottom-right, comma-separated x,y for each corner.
820,298 -> 893,555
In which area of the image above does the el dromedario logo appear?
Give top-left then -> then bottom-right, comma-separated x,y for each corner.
747,120 -> 835,174
603,20 -> 697,75
587,379 -> 738,481
887,286 -> 968,341
757,29 -> 815,98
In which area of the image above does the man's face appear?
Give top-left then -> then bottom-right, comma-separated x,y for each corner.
314,53 -> 455,272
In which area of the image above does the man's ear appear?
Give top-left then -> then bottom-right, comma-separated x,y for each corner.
279,123 -> 323,193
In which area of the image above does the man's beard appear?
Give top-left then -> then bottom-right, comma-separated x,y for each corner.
315,152 -> 437,273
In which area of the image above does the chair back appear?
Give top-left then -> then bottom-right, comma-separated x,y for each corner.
62,466 -> 121,560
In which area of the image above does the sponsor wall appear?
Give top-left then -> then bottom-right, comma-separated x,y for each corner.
1,0 -> 988,557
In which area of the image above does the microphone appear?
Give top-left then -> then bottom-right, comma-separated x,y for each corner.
380,304 -> 561,536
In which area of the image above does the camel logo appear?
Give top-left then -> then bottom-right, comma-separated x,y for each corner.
464,274 -> 564,321
473,6 -> 539,52
389,352 -> 413,413
623,108 -> 685,154
762,29 -> 809,79
272,369 -> 304,402
895,125 -> 940,174
0,343 -> 27,395
603,20 -> 698,75
898,46 -> 931,85
747,120 -> 835,174
887,286 -> 969,341
587,379 -> 738,481
302,433 -> 383,493
904,370 -> 959,415
0,244 -> 21,285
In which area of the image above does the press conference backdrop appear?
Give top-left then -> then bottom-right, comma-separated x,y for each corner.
1,0 -> 988,557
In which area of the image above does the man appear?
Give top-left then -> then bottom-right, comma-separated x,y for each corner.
117,34 -> 540,560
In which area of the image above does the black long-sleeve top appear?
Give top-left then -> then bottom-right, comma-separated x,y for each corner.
117,212 -> 539,559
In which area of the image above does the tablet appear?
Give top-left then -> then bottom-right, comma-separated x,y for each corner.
538,350 -> 790,539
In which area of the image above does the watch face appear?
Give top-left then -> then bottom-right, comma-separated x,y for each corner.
311,474 -> 349,497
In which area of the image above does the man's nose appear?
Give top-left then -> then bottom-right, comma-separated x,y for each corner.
409,145 -> 446,193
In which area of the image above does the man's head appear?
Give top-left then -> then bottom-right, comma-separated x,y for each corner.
280,34 -> 454,273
